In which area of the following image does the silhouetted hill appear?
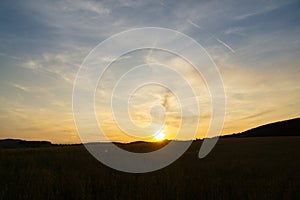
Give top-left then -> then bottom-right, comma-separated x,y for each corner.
223,118 -> 300,138
1,118 -> 299,148
0,139 -> 52,148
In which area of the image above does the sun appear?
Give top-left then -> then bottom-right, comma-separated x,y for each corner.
154,129 -> 165,141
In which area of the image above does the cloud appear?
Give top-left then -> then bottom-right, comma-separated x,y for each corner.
62,0 -> 111,15
24,60 -> 40,70
22,51 -> 81,85
240,110 -> 274,121
223,27 -> 246,35
161,91 -> 172,110
11,83 -> 30,92
0,52 -> 21,60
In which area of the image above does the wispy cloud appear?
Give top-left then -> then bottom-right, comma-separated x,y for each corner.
11,83 -> 31,92
0,52 -> 21,60
62,0 -> 111,15
223,27 -> 246,35
22,51 -> 82,85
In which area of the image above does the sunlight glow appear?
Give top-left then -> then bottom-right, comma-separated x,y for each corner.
154,129 -> 165,141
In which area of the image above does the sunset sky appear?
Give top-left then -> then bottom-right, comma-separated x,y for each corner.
0,0 -> 299,143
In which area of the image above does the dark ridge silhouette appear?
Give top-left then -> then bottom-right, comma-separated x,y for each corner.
0,118 -> 299,148
115,140 -> 171,153
0,139 -> 52,148
222,117 -> 300,138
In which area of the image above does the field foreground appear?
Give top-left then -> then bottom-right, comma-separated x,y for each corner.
0,137 -> 299,199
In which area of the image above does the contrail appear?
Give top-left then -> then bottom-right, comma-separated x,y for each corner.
187,19 -> 202,29
187,19 -> 235,54
217,38 -> 235,53
161,0 -> 236,54
159,0 -> 172,10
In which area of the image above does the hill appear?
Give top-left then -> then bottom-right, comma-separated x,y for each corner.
0,139 -> 52,148
0,118 -> 299,148
223,117 -> 300,138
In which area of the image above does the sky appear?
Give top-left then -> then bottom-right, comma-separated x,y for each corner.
0,0 -> 299,143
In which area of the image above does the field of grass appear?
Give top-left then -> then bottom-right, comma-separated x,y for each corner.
0,137 -> 299,199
